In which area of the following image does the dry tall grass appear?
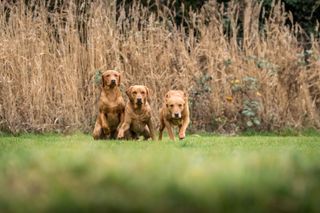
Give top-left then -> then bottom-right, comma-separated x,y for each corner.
1,0 -> 319,134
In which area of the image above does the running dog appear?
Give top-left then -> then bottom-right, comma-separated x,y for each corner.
159,90 -> 190,140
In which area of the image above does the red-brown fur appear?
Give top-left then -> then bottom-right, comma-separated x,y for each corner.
159,90 -> 190,140
117,85 -> 155,140
92,70 -> 125,139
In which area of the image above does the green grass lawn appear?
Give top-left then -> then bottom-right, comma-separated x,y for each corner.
0,134 -> 320,212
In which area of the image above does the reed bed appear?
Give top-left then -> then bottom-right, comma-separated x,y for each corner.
0,0 -> 319,134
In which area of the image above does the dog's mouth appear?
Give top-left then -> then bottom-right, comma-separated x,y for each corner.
172,113 -> 182,119
136,99 -> 143,106
109,81 -> 117,87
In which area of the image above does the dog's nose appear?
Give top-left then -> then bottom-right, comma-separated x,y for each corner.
174,113 -> 180,118
137,98 -> 142,104
111,79 -> 116,84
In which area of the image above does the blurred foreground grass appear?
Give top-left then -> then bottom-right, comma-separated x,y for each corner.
0,134 -> 320,212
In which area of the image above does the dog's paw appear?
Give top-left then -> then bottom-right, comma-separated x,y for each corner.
179,132 -> 185,140
92,134 -> 100,140
117,130 -> 124,139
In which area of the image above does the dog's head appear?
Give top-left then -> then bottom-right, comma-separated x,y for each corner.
102,70 -> 121,88
126,85 -> 150,108
165,90 -> 187,119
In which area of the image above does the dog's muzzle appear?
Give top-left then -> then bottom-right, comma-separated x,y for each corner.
111,79 -> 116,85
136,98 -> 143,105
174,113 -> 181,118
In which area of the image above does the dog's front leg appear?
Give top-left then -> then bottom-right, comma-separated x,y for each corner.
99,112 -> 110,135
117,110 -> 125,131
178,117 -> 190,140
92,117 -> 102,140
164,119 -> 175,140
158,119 -> 165,140
117,122 -> 130,139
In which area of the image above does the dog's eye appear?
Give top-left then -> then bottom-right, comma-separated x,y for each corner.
106,74 -> 110,77
141,91 -> 145,95
132,91 -> 137,95
114,74 -> 118,77
170,104 -> 174,107
178,104 -> 182,107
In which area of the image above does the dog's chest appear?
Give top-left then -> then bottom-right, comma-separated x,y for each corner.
107,113 -> 120,129
131,113 -> 150,123
101,99 -> 123,113
169,118 -> 182,126
131,113 -> 150,133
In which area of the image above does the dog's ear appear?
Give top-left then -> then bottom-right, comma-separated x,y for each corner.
145,86 -> 152,103
126,86 -> 132,96
126,86 -> 134,102
164,93 -> 170,107
165,93 -> 171,101
118,72 -> 122,86
182,91 -> 188,101
102,73 -> 106,87
145,86 -> 151,97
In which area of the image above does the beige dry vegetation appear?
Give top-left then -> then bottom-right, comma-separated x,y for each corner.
0,0 -> 319,134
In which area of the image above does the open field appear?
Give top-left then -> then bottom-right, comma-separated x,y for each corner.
0,134 -> 320,212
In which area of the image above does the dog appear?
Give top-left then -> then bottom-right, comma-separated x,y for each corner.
92,70 -> 125,140
117,85 -> 155,140
159,90 -> 190,140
